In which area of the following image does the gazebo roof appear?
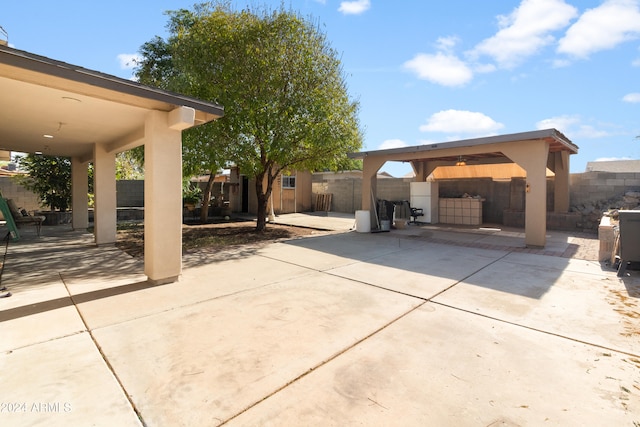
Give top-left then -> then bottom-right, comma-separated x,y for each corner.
349,129 -> 578,164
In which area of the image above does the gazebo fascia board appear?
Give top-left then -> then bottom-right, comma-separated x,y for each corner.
349,129 -> 577,164
350,129 -> 578,248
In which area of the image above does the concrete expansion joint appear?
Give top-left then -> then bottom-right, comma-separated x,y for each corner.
220,301 -> 429,425
60,273 -> 148,427
3,330 -> 86,354
432,301 -> 640,359
429,251 -> 512,301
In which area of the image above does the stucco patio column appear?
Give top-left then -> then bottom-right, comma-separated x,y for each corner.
71,157 -> 89,231
144,109 -> 189,284
361,156 -> 386,227
93,144 -> 117,245
502,141 -> 550,248
551,151 -> 570,212
412,161 -> 428,182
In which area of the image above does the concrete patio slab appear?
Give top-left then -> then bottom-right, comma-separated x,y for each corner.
270,212 -> 356,231
0,302 -> 86,353
0,332 -> 142,427
90,272 -> 422,426
72,255 -> 314,329
327,242 -> 508,299
227,303 -> 639,426
1,222 -> 638,426
257,232 -> 411,271
397,224 -> 578,254
433,252 -> 640,355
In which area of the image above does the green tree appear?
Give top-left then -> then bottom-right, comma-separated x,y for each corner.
137,25 -> 227,223
116,151 -> 144,180
14,154 -> 72,211
15,151 -> 139,212
136,2 -> 362,230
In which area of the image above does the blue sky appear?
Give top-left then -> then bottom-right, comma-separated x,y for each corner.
2,0 -> 639,176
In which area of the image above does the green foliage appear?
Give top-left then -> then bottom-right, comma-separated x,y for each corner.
135,2 -> 363,229
14,154 -> 72,211
12,151 -> 138,212
182,179 -> 202,204
116,151 -> 144,180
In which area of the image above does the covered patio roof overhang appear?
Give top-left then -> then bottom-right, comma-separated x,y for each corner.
0,45 -> 224,283
349,129 -> 579,248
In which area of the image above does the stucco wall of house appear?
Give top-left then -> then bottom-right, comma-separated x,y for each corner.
244,170 -> 313,215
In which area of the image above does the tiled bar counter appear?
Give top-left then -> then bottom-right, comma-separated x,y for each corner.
438,197 -> 483,225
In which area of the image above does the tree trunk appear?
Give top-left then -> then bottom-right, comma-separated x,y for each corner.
255,174 -> 268,231
200,172 -> 216,223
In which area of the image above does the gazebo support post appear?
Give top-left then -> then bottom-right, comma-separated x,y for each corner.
503,141 -> 550,248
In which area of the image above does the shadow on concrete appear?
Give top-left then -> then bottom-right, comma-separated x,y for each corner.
182,244 -> 267,269
0,280 -> 165,322
620,269 -> 640,298
2,243 -> 143,289
0,221 -> 606,305
270,228 -> 585,301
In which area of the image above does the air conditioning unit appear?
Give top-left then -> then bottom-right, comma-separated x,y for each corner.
617,210 -> 640,276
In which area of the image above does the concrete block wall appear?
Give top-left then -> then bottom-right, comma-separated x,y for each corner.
0,177 -> 146,211
376,178 -> 412,202
0,176 -> 42,212
312,178 -> 361,212
116,180 -> 144,207
570,171 -> 640,206
438,178 -> 511,224
311,178 -> 411,212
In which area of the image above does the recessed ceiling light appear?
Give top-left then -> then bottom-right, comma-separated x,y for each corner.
43,134 -> 54,138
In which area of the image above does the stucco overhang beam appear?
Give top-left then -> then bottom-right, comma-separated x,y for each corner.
105,127 -> 145,155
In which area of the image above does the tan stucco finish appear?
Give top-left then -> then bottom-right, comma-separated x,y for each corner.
351,130 -> 577,248
0,46 -> 223,283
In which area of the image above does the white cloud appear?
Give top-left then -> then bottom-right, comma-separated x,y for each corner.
435,36 -> 460,53
419,110 -> 504,134
552,58 -> 572,68
378,139 -> 408,150
623,92 -> 640,102
117,53 -> 141,70
558,0 -> 640,58
338,0 -> 370,15
472,0 -> 577,68
403,52 -> 473,87
473,63 -> 497,73
536,115 -> 610,138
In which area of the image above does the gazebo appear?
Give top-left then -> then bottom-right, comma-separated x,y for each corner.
349,129 -> 579,248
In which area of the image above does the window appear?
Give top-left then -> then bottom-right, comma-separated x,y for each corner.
282,175 -> 296,189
